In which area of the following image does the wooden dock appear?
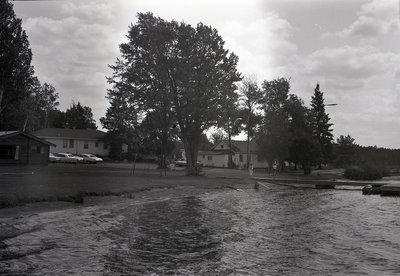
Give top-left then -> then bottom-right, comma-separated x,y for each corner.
253,177 -> 400,196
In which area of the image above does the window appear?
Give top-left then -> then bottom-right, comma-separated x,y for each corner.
203,155 -> 205,158
207,156 -> 212,161
14,146 -> 19,160
104,144 -> 108,150
69,139 -> 74,148
32,146 -> 42,154
220,145 -> 223,149
63,139 -> 68,148
84,141 -> 89,149
95,142 -> 99,148
0,145 -> 14,159
239,154 -> 243,162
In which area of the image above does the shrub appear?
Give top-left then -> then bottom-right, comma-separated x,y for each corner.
344,164 -> 388,180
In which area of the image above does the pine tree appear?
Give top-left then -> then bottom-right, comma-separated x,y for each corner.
64,101 -> 97,129
0,0 -> 35,130
310,84 -> 333,167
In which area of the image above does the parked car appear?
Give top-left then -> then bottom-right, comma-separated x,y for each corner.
174,160 -> 187,167
56,153 -> 81,164
81,154 -> 103,164
49,153 -> 61,163
174,160 -> 203,167
72,154 -> 84,163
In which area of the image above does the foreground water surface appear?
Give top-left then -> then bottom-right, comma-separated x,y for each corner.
1,184 -> 400,275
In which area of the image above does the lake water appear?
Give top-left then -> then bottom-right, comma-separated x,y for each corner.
1,184 -> 400,275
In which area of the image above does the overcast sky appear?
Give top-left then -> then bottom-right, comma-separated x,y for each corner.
13,0 -> 400,148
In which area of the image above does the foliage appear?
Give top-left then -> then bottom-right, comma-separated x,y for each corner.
334,135 -> 400,171
64,101 -> 97,129
24,82 -> 59,131
239,76 -> 262,167
286,94 -> 319,174
344,164 -> 389,181
198,133 -> 213,150
0,0 -> 35,130
257,78 -> 291,166
217,96 -> 241,167
107,13 -> 241,175
0,1 -> 60,132
334,134 -> 357,167
289,137 -> 319,175
310,84 -> 333,166
210,130 -> 227,146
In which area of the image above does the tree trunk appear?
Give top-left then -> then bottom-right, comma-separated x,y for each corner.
44,110 -> 49,128
0,85 -> 4,114
228,132 -> 233,168
246,128 -> 250,168
183,135 -> 200,175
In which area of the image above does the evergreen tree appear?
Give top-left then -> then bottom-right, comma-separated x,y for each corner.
310,84 -> 333,167
64,101 -> 97,129
0,0 -> 35,130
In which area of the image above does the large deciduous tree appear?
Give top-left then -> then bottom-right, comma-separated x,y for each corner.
310,84 -> 333,168
107,13 -> 241,175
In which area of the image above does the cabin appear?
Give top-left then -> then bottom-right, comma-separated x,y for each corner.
0,131 -> 55,165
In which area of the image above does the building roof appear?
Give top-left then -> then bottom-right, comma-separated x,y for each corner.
0,130 -> 56,146
198,150 -> 231,155
213,140 -> 258,153
32,128 -> 106,140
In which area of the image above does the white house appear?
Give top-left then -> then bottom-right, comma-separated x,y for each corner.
182,140 -> 268,169
206,140 -> 268,169
32,128 -> 110,156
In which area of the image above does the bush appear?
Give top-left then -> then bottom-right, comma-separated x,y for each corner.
344,164 -> 389,180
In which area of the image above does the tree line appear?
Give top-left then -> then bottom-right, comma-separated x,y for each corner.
101,12 -> 336,175
0,0 -> 97,131
3,2 -> 398,175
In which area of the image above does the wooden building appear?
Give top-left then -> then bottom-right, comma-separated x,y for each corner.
0,131 -> 55,165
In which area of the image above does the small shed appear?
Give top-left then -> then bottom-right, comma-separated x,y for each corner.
0,131 -> 55,165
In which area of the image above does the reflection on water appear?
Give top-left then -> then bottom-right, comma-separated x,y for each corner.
103,196 -> 223,275
1,185 -> 400,275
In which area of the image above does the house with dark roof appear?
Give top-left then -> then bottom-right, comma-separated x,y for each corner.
197,140 -> 268,169
32,128 -> 110,156
0,131 -> 55,165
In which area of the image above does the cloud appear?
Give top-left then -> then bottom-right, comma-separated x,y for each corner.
324,0 -> 399,38
220,11 -> 297,80
22,1 -> 125,127
304,45 -> 398,82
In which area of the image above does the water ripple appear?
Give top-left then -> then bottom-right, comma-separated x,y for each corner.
0,186 -> 399,275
